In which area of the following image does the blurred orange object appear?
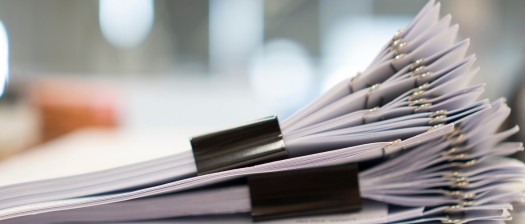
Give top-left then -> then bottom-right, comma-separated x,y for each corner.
30,78 -> 119,142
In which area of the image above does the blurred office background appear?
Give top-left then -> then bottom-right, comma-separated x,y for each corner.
0,0 -> 524,173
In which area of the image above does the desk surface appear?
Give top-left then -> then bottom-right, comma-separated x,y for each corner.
0,127 -> 208,187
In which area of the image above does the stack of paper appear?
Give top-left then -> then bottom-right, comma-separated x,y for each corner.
0,1 -> 523,223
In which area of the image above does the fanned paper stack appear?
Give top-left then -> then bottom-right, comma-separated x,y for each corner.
1,1 -> 524,223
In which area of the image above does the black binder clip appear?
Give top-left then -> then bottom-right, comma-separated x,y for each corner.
248,163 -> 362,221
191,115 -> 287,175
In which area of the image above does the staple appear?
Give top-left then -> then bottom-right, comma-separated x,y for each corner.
449,153 -> 465,161
413,103 -> 432,112
462,193 -> 476,199
428,123 -> 444,131
411,65 -> 426,75
393,41 -> 407,55
390,38 -> 404,51
408,90 -> 425,101
409,98 -> 428,106
431,110 -> 447,117
429,115 -> 447,125
348,72 -> 361,93
390,53 -> 405,72
460,159 -> 477,167
454,176 -> 468,182
392,29 -> 404,41
415,72 -> 432,87
416,82 -> 429,90
442,212 -> 466,223
453,179 -> 469,188
410,58 -> 425,70
365,83 -> 381,108
363,106 -> 380,124
444,204 -> 463,212
442,147 -> 457,156
446,190 -> 474,199
382,139 -> 402,157
460,199 -> 475,206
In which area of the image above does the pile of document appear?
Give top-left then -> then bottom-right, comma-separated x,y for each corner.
1,1 -> 524,223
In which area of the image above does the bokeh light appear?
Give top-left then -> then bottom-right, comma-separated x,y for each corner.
249,39 -> 314,117
99,0 -> 154,49
0,21 -> 8,97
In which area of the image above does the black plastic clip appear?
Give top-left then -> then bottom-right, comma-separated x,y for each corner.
191,115 -> 287,175
248,163 -> 362,221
